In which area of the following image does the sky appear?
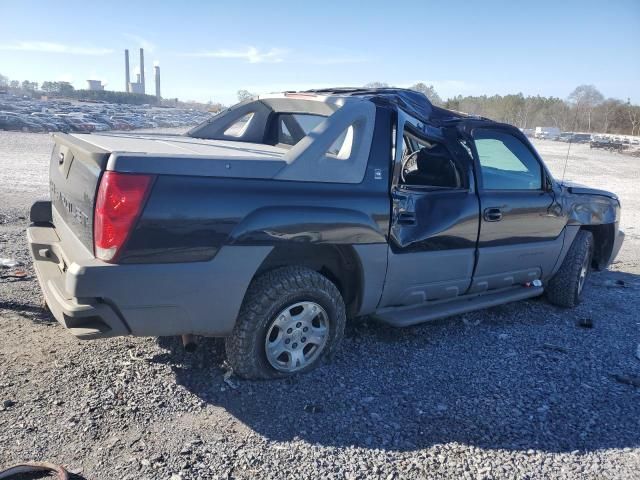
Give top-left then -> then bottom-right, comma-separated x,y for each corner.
1,0 -> 639,105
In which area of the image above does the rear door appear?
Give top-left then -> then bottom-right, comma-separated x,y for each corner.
468,126 -> 565,292
379,113 -> 479,307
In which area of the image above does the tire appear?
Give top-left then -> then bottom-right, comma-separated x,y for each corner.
225,266 -> 346,379
546,230 -> 594,308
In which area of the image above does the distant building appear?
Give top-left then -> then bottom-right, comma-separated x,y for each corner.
86,80 -> 105,91
129,74 -> 145,94
124,48 -> 146,95
154,65 -> 161,100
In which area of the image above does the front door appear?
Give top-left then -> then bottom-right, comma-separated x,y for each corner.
379,115 -> 480,307
468,127 -> 566,292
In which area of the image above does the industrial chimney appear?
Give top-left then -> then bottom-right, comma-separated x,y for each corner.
139,48 -> 145,94
154,65 -> 161,101
124,49 -> 130,93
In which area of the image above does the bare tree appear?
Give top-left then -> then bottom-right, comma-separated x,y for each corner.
0,73 -> 8,88
568,85 -> 604,132
628,103 -> 640,137
237,89 -> 256,102
599,98 -> 621,133
409,83 -> 443,106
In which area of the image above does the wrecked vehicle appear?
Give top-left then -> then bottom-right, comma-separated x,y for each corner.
28,88 -> 624,378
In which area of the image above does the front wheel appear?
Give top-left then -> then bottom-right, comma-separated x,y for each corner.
546,230 -> 594,308
225,267 -> 346,379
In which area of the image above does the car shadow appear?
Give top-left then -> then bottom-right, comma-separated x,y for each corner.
0,300 -> 55,324
152,269 -> 640,453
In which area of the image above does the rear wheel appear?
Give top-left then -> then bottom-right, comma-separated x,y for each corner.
225,266 -> 346,379
546,230 -> 594,308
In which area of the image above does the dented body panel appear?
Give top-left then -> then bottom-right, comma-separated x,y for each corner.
561,183 -> 620,226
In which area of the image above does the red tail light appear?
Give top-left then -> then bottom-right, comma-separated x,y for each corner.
94,171 -> 155,262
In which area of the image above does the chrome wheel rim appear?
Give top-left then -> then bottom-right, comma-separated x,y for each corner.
264,301 -> 329,373
577,253 -> 590,294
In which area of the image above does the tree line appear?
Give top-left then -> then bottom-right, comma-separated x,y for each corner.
443,88 -> 639,136
371,83 -> 639,136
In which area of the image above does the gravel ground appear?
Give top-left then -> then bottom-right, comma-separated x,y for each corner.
0,132 -> 639,479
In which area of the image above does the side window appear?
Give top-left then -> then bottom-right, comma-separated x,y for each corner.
473,129 -> 542,190
400,129 -> 463,189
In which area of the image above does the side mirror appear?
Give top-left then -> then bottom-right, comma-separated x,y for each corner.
544,176 -> 555,192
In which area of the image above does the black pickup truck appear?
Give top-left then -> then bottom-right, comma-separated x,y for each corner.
28,88 -> 624,378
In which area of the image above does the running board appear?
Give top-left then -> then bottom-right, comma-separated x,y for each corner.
373,286 -> 544,327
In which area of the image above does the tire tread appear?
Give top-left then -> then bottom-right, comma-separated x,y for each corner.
225,266 -> 346,379
546,230 -> 594,308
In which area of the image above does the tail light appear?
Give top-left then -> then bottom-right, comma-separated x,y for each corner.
94,171 -> 155,262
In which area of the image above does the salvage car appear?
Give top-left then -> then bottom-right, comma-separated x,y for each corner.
27,88 -> 624,378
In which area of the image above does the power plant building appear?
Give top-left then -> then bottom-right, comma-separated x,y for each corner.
154,65 -> 161,100
124,49 -> 131,92
124,47 -> 161,99
124,47 -> 148,94
86,80 -> 104,91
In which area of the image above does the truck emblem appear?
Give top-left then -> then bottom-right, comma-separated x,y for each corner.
58,152 -> 65,165
374,169 -> 382,180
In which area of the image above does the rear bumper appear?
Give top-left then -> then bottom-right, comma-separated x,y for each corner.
28,223 -> 129,339
27,207 -> 271,340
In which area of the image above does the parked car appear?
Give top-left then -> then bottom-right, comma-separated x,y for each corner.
558,132 -> 574,142
535,126 -> 561,140
0,95 -> 212,134
591,138 -> 627,152
28,88 -> 624,379
31,113 -> 70,132
0,112 -> 45,132
572,133 -> 592,143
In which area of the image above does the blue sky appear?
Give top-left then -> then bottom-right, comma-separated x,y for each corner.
1,0 -> 638,105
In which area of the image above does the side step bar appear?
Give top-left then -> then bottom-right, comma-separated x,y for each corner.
373,286 -> 544,327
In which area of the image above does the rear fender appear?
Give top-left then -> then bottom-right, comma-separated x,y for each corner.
228,206 -> 386,245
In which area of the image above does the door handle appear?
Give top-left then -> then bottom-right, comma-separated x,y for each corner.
396,212 -> 416,225
483,207 -> 503,222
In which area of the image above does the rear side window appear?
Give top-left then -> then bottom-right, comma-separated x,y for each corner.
473,129 -> 542,190
277,113 -> 349,156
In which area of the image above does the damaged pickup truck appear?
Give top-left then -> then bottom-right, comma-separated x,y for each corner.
28,88 -> 624,378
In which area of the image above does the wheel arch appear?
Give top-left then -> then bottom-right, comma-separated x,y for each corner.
251,244 -> 364,318
580,223 -> 616,270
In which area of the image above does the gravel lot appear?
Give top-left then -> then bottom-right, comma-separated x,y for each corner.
0,132 -> 639,479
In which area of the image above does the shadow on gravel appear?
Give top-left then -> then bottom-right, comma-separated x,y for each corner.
0,302 -> 55,323
156,271 -> 640,454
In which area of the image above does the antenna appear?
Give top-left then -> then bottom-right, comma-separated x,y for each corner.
560,137 -> 572,185
560,108 -> 581,186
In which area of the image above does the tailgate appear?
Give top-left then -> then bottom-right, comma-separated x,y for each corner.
49,133 -> 110,252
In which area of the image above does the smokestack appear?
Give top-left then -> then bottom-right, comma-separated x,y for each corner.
124,49 -> 130,93
139,48 -> 145,94
154,65 -> 161,100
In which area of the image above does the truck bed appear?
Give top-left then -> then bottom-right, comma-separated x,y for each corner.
73,132 -> 288,160
73,133 -> 290,178
49,132 -> 290,254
